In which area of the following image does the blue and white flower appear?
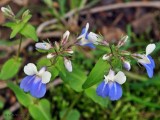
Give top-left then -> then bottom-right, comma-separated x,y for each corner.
77,23 -> 99,49
96,69 -> 126,101
20,63 -> 51,98
134,44 -> 156,78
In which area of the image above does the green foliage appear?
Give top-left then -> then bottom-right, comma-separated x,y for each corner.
7,81 -> 33,107
85,85 -> 108,107
82,58 -> 110,89
60,109 -> 80,120
29,99 -> 51,120
0,58 -> 22,80
3,110 -> 13,120
5,22 -> 38,41
57,57 -> 87,92
20,23 -> 38,41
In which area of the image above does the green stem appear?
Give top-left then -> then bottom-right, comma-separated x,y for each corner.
61,92 -> 83,120
16,35 -> 23,59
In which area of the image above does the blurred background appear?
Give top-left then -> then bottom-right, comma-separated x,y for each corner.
0,0 -> 160,120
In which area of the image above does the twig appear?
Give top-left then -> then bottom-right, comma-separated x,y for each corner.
80,1 -> 160,15
36,0 -> 98,38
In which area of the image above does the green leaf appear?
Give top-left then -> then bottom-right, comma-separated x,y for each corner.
82,58 -> 110,89
10,21 -> 26,38
20,23 -> 38,42
59,64 -> 87,92
60,109 -> 80,120
58,0 -> 66,15
0,58 -> 22,80
85,85 -> 109,107
29,99 -> 51,120
7,81 -> 33,107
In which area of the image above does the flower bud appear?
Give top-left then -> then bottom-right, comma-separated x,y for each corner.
64,57 -> 72,72
117,35 -> 128,48
1,6 -> 15,18
22,10 -> 30,19
123,61 -> 131,71
47,53 -> 55,59
65,49 -> 74,54
61,30 -> 70,45
102,54 -> 111,60
35,42 -> 52,50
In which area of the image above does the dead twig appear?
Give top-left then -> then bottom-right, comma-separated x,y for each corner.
80,1 -> 160,15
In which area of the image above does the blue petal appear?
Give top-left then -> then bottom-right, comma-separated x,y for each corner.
96,81 -> 109,98
84,43 -> 95,49
142,63 -> 153,78
147,55 -> 155,68
81,27 -> 86,35
20,75 -> 35,92
30,77 -> 46,98
108,82 -> 122,101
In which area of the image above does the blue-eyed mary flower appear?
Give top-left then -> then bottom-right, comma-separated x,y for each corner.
77,23 -> 100,49
96,69 -> 126,101
133,44 -> 156,78
20,63 -> 51,98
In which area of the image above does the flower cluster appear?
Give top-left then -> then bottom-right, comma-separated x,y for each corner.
96,40 -> 156,100
20,23 -> 100,98
19,22 -> 156,101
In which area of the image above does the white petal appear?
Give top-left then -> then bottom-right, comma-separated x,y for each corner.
114,71 -> 126,84
88,32 -> 99,44
108,69 -> 115,80
42,71 -> 51,84
146,43 -> 156,55
24,63 -> 38,75
64,58 -> 72,72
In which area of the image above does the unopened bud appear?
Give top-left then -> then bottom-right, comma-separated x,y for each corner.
61,30 -> 70,45
22,10 -> 30,19
64,58 -> 72,72
102,54 -> 111,60
35,42 -> 52,50
123,61 -> 131,71
1,6 -> 15,18
65,49 -> 74,54
117,35 -> 128,48
47,53 -> 55,59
